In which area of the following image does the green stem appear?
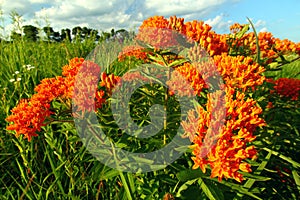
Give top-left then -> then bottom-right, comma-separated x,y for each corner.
247,17 -> 261,65
45,145 -> 66,196
119,172 -> 133,200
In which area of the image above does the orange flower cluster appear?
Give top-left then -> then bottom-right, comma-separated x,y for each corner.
256,32 -> 300,58
62,57 -> 86,98
100,72 -> 121,94
168,16 -> 186,35
274,38 -> 300,54
213,54 -> 265,91
134,15 -> 228,56
136,16 -> 179,48
272,78 -> 300,100
185,20 -> 228,56
229,23 -> 245,34
129,16 -> 300,64
6,76 -> 68,141
168,62 -> 207,96
72,60 -> 106,115
117,45 -> 149,62
6,58 -> 108,140
182,86 -> 266,182
229,26 -> 300,63
167,68 -> 197,96
6,98 -> 52,141
167,45 -> 266,97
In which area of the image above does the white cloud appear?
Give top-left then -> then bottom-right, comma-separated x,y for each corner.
144,0 -> 226,16
0,0 -> 238,37
248,19 -> 267,33
1,0 -> 28,13
254,19 -> 266,28
259,27 -> 268,32
205,14 -> 233,32
28,0 -> 49,3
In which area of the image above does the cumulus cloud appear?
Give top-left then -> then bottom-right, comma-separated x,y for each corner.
0,0 -> 239,36
204,14 -> 233,32
259,27 -> 268,32
247,18 -> 268,33
255,20 -> 268,33
254,19 -> 266,27
144,0 -> 226,17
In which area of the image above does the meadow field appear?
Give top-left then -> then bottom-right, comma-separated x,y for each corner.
0,15 -> 300,199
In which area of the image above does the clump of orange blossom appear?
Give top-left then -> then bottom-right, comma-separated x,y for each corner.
6,58 -> 118,140
271,78 -> 300,100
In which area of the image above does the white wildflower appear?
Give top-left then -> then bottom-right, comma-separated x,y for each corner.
24,64 -> 35,71
27,66 -> 35,71
9,79 -> 15,82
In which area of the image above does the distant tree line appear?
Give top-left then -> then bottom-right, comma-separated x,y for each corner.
6,24 -> 133,43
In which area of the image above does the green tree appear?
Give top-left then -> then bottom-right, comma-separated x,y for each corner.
43,26 -> 54,40
90,29 -> 100,41
72,26 -> 82,41
43,26 -> 61,42
61,28 -> 71,42
10,31 -> 21,41
23,25 -> 39,42
100,31 -> 111,42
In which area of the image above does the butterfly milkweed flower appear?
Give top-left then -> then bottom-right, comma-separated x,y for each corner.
182,86 -> 266,182
72,61 -> 106,116
99,72 -> 121,95
137,16 -> 178,49
6,58 -> 107,140
6,98 -> 52,141
213,54 -> 266,91
233,31 -> 300,63
118,45 -> 149,62
272,78 -> 300,100
184,20 -> 228,56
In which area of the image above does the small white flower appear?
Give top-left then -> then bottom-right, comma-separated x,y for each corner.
15,71 -> 20,74
27,66 -> 35,71
16,78 -> 21,82
23,64 -> 35,71
9,79 -> 15,82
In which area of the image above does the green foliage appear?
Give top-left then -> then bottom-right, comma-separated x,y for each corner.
1,18 -> 299,200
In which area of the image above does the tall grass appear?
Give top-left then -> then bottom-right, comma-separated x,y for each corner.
0,37 -> 100,199
0,38 -> 97,121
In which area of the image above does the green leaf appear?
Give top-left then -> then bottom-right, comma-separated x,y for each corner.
100,167 -> 120,180
233,150 -> 272,199
239,172 -> 271,182
176,169 -> 206,182
208,177 -> 263,200
168,58 -> 189,68
236,24 -> 250,39
176,179 -> 198,198
178,185 -> 203,200
262,147 -> 300,168
198,178 -> 224,200
292,169 -> 300,192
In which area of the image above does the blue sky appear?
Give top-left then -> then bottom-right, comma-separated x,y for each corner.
0,0 -> 299,42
